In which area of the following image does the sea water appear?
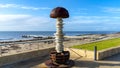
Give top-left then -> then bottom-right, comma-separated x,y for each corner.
0,31 -> 118,41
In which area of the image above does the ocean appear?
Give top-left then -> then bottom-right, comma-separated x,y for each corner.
0,31 -> 118,41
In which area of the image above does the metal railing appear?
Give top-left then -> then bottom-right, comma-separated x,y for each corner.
0,39 -> 55,57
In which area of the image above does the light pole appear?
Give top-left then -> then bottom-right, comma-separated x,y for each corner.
45,7 -> 74,68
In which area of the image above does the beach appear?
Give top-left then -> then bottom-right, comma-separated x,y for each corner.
1,33 -> 120,68
0,32 -> 120,57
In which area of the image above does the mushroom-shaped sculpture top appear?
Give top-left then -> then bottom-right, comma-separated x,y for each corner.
50,7 -> 69,18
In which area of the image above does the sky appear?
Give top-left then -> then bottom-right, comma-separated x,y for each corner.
0,0 -> 120,31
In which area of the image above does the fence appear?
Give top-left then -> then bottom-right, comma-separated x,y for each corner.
0,39 -> 55,57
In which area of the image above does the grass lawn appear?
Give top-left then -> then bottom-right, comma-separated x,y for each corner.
71,38 -> 120,51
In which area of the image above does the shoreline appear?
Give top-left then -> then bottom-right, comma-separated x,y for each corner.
0,33 -> 120,57
0,33 -> 120,67
0,31 -> 118,42
0,32 -> 119,42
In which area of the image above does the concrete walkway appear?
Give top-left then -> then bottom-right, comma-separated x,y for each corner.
72,53 -> 120,68
1,53 -> 120,68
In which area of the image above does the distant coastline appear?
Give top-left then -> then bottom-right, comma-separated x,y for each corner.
0,31 -> 118,41
1,31 -> 120,59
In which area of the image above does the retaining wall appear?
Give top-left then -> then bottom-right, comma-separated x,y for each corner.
97,46 -> 120,60
0,47 -> 55,66
65,46 -> 120,60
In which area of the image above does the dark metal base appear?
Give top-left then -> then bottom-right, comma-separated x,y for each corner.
45,59 -> 74,68
50,51 -> 70,64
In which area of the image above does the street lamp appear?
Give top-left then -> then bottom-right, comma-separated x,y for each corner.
45,7 -> 74,68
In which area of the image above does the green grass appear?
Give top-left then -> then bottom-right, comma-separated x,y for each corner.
71,38 -> 120,51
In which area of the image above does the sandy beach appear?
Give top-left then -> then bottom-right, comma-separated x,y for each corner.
1,33 -> 120,57
1,33 -> 120,68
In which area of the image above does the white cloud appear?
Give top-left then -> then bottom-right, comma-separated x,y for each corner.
0,14 -> 55,31
103,7 -> 120,13
67,16 -> 112,24
64,15 -> 120,31
0,4 -> 51,10
0,4 -> 18,8
21,6 -> 39,10
1,14 -> 120,31
0,14 -> 31,22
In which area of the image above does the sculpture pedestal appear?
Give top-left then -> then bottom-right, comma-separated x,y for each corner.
45,51 -> 74,68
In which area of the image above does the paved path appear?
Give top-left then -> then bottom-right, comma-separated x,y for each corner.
1,53 -> 120,68
72,53 -> 120,68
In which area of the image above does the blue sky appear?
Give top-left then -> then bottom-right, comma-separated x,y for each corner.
0,0 -> 120,31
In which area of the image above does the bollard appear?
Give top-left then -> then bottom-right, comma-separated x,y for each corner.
0,46 -> 2,56
94,46 -> 97,61
29,43 -> 32,50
